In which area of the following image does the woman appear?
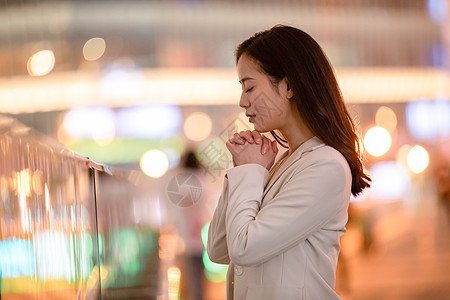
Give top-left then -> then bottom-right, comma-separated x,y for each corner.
207,25 -> 370,300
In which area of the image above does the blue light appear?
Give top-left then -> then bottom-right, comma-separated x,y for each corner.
0,238 -> 34,278
427,0 -> 447,24
406,99 -> 450,141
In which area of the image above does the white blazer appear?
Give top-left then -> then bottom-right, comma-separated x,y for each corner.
207,136 -> 351,300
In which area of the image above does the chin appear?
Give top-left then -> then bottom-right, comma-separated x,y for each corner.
252,123 -> 272,133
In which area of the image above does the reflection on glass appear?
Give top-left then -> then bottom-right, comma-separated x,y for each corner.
0,115 -> 161,299
94,171 -> 160,298
0,117 -> 100,298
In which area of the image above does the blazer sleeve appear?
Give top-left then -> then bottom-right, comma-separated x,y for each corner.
207,176 -> 231,264
225,158 -> 349,267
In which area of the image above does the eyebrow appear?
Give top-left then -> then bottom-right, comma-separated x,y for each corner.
239,77 -> 255,84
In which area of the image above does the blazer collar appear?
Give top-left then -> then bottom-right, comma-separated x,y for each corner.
263,136 -> 326,195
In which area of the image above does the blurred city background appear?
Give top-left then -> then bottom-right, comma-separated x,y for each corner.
0,0 -> 449,299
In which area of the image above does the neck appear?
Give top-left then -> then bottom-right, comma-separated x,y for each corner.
281,130 -> 314,156
279,112 -> 314,156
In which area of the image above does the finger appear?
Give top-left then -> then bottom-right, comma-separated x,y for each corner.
271,140 -> 279,154
226,140 -> 232,151
230,133 -> 245,145
226,140 -> 237,154
260,136 -> 270,155
239,130 -> 255,143
251,130 -> 262,144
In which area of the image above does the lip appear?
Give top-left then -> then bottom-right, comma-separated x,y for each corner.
246,113 -> 256,123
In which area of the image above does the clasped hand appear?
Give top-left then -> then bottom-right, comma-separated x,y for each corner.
226,130 -> 278,171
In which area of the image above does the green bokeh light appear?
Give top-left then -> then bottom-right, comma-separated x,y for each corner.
201,222 -> 227,283
66,136 -> 185,164
202,251 -> 228,283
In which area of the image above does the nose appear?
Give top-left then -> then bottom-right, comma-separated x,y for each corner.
239,93 -> 249,108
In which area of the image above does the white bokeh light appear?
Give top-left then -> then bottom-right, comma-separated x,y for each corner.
100,61 -> 146,101
63,106 -> 116,141
407,145 -> 430,174
140,149 -> 169,178
364,126 -> 392,157
27,50 -> 55,76
370,161 -> 410,201
116,104 -> 182,138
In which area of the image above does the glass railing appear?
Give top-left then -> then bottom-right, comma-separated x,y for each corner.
0,115 -> 161,299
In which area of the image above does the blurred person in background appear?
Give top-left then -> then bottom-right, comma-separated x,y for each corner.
207,25 -> 370,300
174,151 -> 210,300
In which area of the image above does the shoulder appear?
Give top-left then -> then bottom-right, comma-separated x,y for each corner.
308,144 -> 347,163
296,145 -> 351,178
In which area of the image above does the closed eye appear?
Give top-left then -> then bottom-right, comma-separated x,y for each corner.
245,87 -> 254,93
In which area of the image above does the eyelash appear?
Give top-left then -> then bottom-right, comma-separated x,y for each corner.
245,87 -> 254,93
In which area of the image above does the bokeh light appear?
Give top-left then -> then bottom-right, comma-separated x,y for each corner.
27,50 -> 55,76
406,99 -> 450,141
168,266 -> 181,300
140,149 -> 169,178
407,145 -> 430,174
370,161 -> 410,201
184,112 -> 213,142
364,126 -> 392,157
63,106 -> 116,141
100,61 -> 146,101
201,222 -> 228,283
375,106 -> 397,133
44,183 -> 51,212
117,104 -> 182,139
426,0 -> 448,24
83,37 -> 106,61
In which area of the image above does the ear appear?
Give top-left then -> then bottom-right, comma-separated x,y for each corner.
283,77 -> 294,100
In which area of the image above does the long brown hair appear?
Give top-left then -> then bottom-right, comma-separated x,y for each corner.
236,25 -> 370,196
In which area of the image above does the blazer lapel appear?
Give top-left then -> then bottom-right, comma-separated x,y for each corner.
263,136 -> 326,199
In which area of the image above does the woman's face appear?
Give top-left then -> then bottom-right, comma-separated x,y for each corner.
236,54 -> 292,133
